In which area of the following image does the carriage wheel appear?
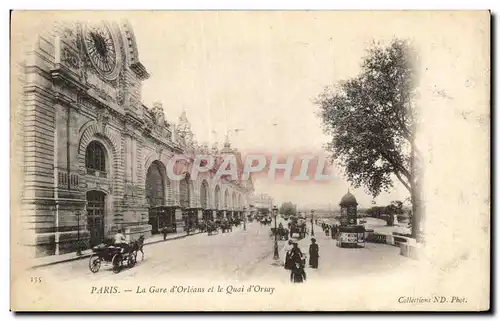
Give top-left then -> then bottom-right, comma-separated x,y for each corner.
127,253 -> 137,268
89,255 -> 101,273
112,254 -> 122,274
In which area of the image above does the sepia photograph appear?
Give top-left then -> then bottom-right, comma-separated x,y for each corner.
9,10 -> 490,311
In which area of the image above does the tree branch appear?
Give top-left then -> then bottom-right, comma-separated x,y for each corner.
379,149 -> 412,180
394,170 -> 411,193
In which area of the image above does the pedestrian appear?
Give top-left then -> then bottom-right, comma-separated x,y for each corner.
309,238 -> 319,268
283,240 -> 294,269
290,262 -> 307,283
290,242 -> 305,266
161,225 -> 168,240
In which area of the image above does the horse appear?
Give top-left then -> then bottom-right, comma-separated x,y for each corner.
197,222 -> 207,233
131,235 -> 145,261
207,222 -> 218,235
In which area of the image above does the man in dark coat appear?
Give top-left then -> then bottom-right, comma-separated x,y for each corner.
287,242 -> 307,283
289,242 -> 304,266
290,261 -> 307,283
309,238 -> 319,268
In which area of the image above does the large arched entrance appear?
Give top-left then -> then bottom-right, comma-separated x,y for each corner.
224,189 -> 230,219
86,190 -> 106,247
231,191 -> 237,219
200,180 -> 211,221
224,189 -> 229,209
146,160 -> 165,206
200,180 -> 209,208
214,186 -> 221,209
179,176 -> 190,208
85,140 -> 109,247
214,185 -> 221,220
179,175 -> 196,228
238,194 -> 244,219
146,160 -> 169,234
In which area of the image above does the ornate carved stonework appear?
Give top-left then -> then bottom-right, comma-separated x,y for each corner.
211,142 -> 219,156
152,101 -> 166,126
176,110 -> 195,149
96,108 -> 110,133
117,70 -> 126,106
156,146 -> 164,158
143,117 -> 154,133
129,96 -> 139,111
61,25 -> 78,47
61,46 -> 80,70
124,125 -> 137,138
125,183 -> 135,196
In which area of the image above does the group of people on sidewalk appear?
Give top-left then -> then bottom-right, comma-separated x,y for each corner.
283,238 -> 320,283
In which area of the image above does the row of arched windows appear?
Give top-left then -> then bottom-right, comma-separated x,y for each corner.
85,140 -> 246,209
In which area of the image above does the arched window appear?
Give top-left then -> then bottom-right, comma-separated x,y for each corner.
179,177 -> 191,208
86,141 -> 107,177
214,186 -> 221,210
200,180 -> 209,209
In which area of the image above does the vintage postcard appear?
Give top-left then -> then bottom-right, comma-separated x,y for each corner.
10,10 -> 490,311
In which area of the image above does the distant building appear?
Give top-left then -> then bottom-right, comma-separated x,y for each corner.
251,193 -> 274,214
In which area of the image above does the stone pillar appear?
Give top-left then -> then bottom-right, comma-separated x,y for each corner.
197,209 -> 203,221
223,210 -> 227,219
175,208 -> 184,232
212,210 -> 217,221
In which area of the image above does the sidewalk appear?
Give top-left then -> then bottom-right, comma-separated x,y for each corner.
31,230 -> 202,269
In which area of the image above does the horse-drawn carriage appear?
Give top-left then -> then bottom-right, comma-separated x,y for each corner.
88,236 -> 144,274
270,226 -> 289,240
260,217 -> 272,226
206,221 -> 219,235
221,220 -> 233,233
289,218 -> 307,239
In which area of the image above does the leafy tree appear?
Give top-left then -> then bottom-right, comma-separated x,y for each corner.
385,200 -> 404,215
279,202 -> 297,217
366,206 -> 384,218
316,39 -> 422,239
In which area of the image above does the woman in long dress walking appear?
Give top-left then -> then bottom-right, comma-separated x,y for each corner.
309,238 -> 319,268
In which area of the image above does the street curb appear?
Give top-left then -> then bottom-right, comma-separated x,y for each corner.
30,232 -> 202,269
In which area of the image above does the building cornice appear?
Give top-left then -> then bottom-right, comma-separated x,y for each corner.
130,62 -> 150,80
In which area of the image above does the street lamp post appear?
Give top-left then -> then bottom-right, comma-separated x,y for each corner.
76,210 -> 82,256
243,206 -> 247,231
311,210 -> 315,236
273,205 -> 279,260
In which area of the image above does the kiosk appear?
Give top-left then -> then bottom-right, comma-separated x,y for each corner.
336,191 -> 365,248
337,225 -> 365,248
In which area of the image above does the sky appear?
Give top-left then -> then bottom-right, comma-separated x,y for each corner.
126,11 -> 415,209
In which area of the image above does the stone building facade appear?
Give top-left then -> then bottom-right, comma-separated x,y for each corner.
16,19 -> 254,257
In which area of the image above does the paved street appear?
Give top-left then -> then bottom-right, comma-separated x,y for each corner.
34,222 -> 420,286
35,222 -> 283,284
